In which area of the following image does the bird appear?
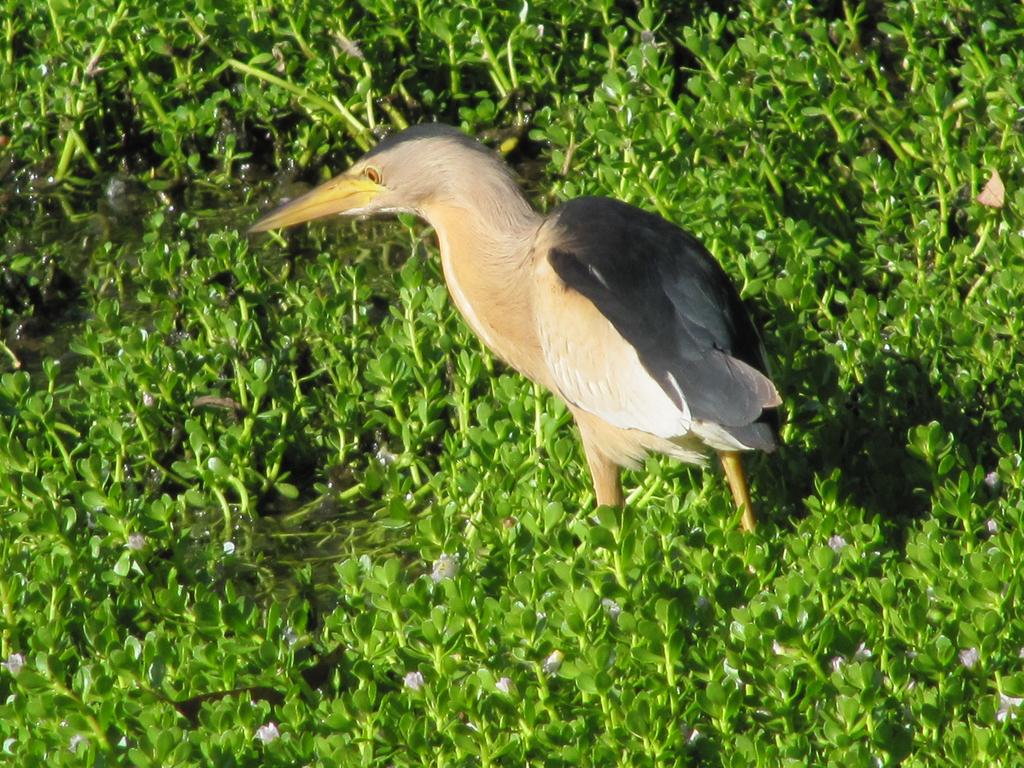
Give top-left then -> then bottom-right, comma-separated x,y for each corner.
250,123 -> 781,531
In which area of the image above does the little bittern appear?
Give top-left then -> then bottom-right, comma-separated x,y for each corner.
251,124 -> 780,531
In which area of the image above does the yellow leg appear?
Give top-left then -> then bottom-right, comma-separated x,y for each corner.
583,441 -> 624,507
719,450 -> 756,532
572,408 -> 625,507
573,429 -> 623,507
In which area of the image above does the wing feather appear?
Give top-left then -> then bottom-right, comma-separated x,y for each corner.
534,255 -> 692,439
536,197 -> 779,449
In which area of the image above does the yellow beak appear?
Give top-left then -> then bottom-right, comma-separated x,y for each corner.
249,175 -> 385,233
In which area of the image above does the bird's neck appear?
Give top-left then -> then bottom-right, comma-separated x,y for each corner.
421,191 -> 548,382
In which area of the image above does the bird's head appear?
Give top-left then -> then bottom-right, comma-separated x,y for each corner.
249,124 -> 509,233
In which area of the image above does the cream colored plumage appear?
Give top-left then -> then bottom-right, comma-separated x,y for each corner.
251,124 -> 780,530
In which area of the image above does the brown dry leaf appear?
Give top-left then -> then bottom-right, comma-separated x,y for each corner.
334,34 -> 364,61
976,169 -> 1005,209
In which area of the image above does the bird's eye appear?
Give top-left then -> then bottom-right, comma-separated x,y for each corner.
364,166 -> 382,184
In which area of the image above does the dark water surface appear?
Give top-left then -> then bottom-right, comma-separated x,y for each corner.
2,177 -> 401,371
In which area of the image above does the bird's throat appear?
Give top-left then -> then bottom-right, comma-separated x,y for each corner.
428,203 -> 548,384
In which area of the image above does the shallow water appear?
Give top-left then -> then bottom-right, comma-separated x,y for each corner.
1,174 -> 427,600
1,175 -> 413,369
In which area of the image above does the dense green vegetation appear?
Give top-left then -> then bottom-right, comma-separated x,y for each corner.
2,0 -> 1024,764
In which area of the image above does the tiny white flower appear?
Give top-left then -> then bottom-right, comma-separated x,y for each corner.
679,724 -> 701,743
495,676 -> 513,695
984,471 -> 1000,489
282,627 -> 299,647
222,541 -> 236,555
3,653 -> 25,676
959,647 -> 980,669
375,445 -> 397,466
830,655 -> 844,672
255,722 -> 279,744
127,533 -> 147,551
852,643 -> 872,661
404,670 -> 425,691
828,534 -> 848,552
431,553 -> 459,583
542,650 -> 563,675
997,694 -> 1024,722
601,598 -> 621,620
986,519 -> 998,535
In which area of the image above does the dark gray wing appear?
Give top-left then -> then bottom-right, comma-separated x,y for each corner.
546,197 -> 779,445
